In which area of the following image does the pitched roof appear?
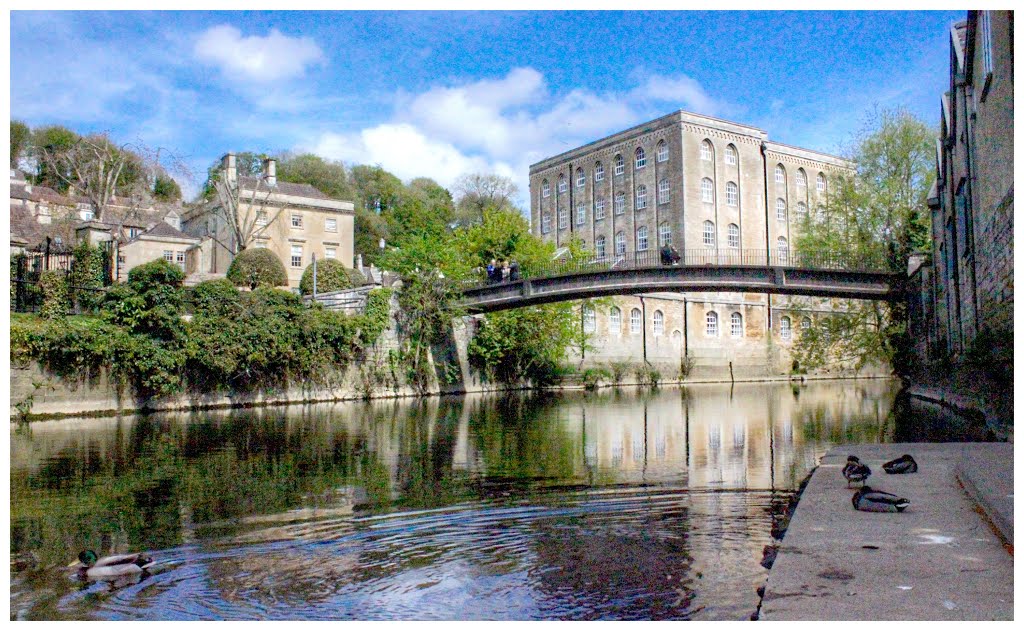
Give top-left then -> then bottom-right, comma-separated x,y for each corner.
140,220 -> 195,241
238,175 -> 330,200
9,204 -> 78,248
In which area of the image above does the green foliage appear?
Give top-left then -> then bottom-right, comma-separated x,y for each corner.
608,361 -> 630,384
31,125 -> 79,191
38,271 -> 69,320
634,365 -> 661,387
468,304 -> 577,385
200,151 -> 267,200
581,367 -> 612,390
190,278 -> 242,318
276,152 -> 352,199
299,258 -> 365,295
354,208 -> 390,266
350,164 -> 405,215
359,288 -> 393,346
964,327 -> 1013,386
226,248 -> 289,289
11,120 -> 30,168
152,174 -> 182,202
69,242 -> 107,313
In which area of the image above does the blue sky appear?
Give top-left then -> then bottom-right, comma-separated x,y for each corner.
9,10 -> 964,201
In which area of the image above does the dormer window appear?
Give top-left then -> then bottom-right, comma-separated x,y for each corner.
80,208 -> 93,221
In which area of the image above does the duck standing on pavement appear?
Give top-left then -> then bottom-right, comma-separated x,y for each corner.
883,454 -> 918,474
842,455 -> 871,488
852,486 -> 910,513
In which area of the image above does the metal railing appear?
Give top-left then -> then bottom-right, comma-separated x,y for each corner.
465,248 -> 892,291
10,240 -> 114,313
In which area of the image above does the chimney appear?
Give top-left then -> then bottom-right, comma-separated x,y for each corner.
263,157 -> 277,188
222,153 -> 237,187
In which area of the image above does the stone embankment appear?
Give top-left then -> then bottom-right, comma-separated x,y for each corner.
760,443 -> 1013,620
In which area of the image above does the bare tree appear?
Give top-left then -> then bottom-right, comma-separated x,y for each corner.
207,166 -> 284,254
452,173 -> 519,227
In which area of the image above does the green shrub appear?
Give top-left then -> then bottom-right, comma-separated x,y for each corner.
359,288 -> 393,346
39,271 -> 69,320
226,248 -> 288,289
69,242 -> 108,313
581,367 -> 612,390
127,258 -> 185,311
299,258 -> 365,295
190,278 -> 241,318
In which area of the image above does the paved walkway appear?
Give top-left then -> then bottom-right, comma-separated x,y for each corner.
760,443 -> 1013,620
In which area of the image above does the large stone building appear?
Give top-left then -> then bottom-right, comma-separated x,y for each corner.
528,110 -> 865,378
182,153 -> 356,289
914,10 -> 1013,364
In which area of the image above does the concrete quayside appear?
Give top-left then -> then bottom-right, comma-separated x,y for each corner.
760,443 -> 1013,620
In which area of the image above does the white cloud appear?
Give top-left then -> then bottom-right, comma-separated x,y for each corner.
630,74 -> 722,116
194,25 -> 324,82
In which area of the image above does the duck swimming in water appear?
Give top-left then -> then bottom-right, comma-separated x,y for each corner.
852,486 -> 909,513
842,455 -> 871,487
883,454 -> 918,474
68,550 -> 155,580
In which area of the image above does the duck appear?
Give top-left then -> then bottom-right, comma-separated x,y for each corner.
842,455 -> 871,487
852,486 -> 909,513
883,454 -> 918,474
68,550 -> 155,580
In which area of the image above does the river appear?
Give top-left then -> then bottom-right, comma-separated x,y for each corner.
10,378 -> 957,620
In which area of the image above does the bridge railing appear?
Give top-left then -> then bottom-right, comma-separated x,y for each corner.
464,248 -> 891,290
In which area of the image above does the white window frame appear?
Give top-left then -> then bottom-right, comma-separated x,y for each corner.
777,198 -> 787,221
656,141 -> 668,163
558,176 -> 567,193
615,232 -> 626,255
576,168 -> 586,188
576,202 -> 586,225
163,250 -> 173,263
725,145 -> 737,165
596,235 -> 606,258
583,305 -> 596,333
816,173 -> 826,192
636,226 -> 649,251
701,178 -> 714,203
256,210 -> 269,226
775,165 -> 785,184
614,154 -> 624,176
614,192 -> 625,215
291,213 -> 304,229
706,311 -> 719,336
594,162 -> 604,182
630,308 -> 642,334
796,170 -> 807,188
542,179 -> 550,198
659,223 -> 672,247
727,223 -> 739,248
609,307 -> 622,335
797,201 -> 807,220
595,198 -> 606,220
777,236 -> 789,263
731,312 -> 743,338
780,316 -> 792,340
653,310 -> 664,336
658,178 -> 670,205
325,247 -> 337,260
635,147 -> 646,170
703,220 -> 715,247
802,316 -> 811,330
290,245 -> 303,268
636,185 -> 647,210
726,181 -> 738,207
175,251 -> 185,271
542,213 -> 551,233
558,206 -> 568,229
325,217 -> 337,232
700,140 -> 712,161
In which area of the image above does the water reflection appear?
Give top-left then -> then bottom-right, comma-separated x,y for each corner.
11,380 -> 903,620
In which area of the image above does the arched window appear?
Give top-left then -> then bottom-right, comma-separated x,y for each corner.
635,147 -> 646,169
701,178 -> 714,203
542,179 -> 550,198
658,178 -> 670,204
615,231 -> 626,255
777,236 -> 789,263
659,222 -> 672,247
614,191 -> 625,215
542,213 -> 551,233
595,162 -> 604,182
653,310 -> 664,336
706,310 -> 719,336
796,169 -> 807,188
583,304 -> 596,333
703,220 -> 715,247
726,181 -> 738,206
776,198 -> 787,221
614,154 -> 625,175
701,139 -> 713,161
636,225 -> 649,251
576,202 -> 586,225
797,201 -> 807,220
558,174 -> 567,193
725,144 -> 737,165
609,306 -> 622,334
780,316 -> 792,340
594,198 -> 606,220
558,206 -> 568,229
596,234 -> 607,257
816,172 -> 826,192
727,223 -> 739,248
775,164 -> 786,184
635,185 -> 648,209
630,308 -> 642,334
656,141 -> 669,162
672,329 -> 682,344
801,316 -> 811,330
576,167 -> 585,188
731,312 -> 743,337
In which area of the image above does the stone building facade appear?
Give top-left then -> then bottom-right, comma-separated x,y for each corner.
914,11 -> 1013,364
182,154 -> 356,289
529,110 -> 863,377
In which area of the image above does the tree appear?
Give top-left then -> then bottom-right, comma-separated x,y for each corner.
10,120 -> 30,169
350,164 -> 405,215
451,173 -> 519,227
206,162 -> 281,254
153,173 -> 182,202
30,125 -> 80,192
276,152 -> 353,200
200,151 -> 267,200
791,107 -> 935,376
299,258 -> 365,295
354,208 -> 390,267
226,248 -> 289,289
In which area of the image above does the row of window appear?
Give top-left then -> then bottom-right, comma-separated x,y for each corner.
162,250 -> 186,271
288,244 -> 338,268
547,220 -> 788,257
253,211 -> 339,234
541,141 -> 828,198
582,305 -> 811,340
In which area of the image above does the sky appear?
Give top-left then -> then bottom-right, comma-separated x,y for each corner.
9,9 -> 965,203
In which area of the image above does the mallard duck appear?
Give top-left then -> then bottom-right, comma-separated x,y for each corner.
883,454 -> 918,474
852,486 -> 909,513
842,455 -> 871,487
68,550 -> 155,580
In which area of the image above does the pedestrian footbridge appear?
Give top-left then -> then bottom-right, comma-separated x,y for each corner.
460,249 -> 903,314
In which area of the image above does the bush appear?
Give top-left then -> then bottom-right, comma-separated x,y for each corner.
299,258 -> 365,295
226,248 -> 288,289
69,242 -> 108,313
39,271 -> 69,320
190,278 -> 241,317
128,258 -> 185,311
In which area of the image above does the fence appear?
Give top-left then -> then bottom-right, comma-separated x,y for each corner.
467,247 -> 893,290
11,239 -> 114,313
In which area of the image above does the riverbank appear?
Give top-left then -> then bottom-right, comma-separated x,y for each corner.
759,443 -> 1013,620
